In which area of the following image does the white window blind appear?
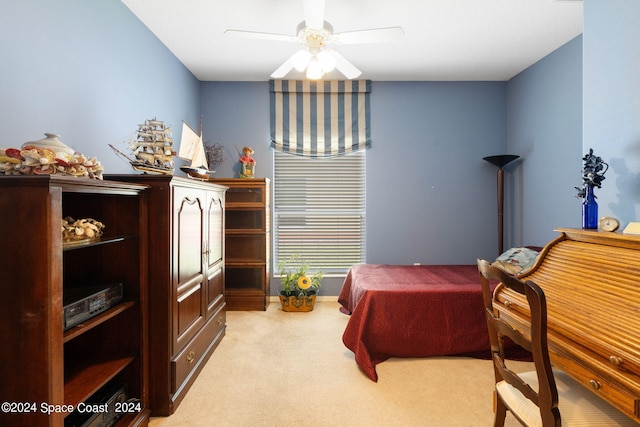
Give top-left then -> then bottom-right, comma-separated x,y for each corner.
274,150 -> 366,274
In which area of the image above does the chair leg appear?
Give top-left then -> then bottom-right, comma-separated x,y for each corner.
494,391 -> 507,427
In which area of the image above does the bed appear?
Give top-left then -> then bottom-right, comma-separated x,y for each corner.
338,264 -> 490,381
338,249 -> 539,382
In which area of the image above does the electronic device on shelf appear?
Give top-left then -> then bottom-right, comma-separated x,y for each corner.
64,383 -> 128,427
63,283 -> 124,330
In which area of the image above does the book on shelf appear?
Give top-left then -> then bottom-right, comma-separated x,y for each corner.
623,222 -> 640,235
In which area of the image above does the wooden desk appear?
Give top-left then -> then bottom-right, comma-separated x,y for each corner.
494,228 -> 640,421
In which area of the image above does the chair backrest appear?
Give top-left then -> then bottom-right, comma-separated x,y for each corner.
477,259 -> 560,426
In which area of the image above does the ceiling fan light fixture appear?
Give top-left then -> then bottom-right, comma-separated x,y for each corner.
317,50 -> 336,73
229,0 -> 403,80
306,57 -> 323,80
291,49 -> 312,71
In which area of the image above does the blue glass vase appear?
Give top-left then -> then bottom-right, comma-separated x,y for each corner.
582,185 -> 598,229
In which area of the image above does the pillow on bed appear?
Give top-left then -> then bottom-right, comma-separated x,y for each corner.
493,247 -> 539,275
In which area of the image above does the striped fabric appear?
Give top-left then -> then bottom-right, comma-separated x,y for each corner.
269,79 -> 371,158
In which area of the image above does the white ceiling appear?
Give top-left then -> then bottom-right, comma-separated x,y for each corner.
122,0 -> 583,82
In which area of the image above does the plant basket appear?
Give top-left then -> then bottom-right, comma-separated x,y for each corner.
279,294 -> 316,312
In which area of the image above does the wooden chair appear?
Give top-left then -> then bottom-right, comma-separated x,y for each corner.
477,259 -> 638,427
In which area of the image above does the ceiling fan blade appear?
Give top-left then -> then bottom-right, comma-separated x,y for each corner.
303,0 -> 325,30
334,27 -> 404,44
225,29 -> 297,43
271,57 -> 295,79
331,50 -> 362,79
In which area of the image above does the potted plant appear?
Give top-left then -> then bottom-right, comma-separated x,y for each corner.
277,255 -> 323,312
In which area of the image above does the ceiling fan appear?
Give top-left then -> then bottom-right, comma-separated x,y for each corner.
225,0 -> 404,80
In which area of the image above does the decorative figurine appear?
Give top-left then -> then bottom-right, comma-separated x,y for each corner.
110,117 -> 174,175
239,146 -> 256,178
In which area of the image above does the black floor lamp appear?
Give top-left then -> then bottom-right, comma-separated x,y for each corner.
483,154 -> 520,255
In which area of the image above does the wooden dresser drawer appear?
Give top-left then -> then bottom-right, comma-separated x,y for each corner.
496,288 -> 640,421
552,348 -> 640,421
171,303 -> 226,393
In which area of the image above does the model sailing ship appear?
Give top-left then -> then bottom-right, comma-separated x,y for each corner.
178,121 -> 210,180
129,118 -> 174,174
110,117 -> 213,179
110,117 -> 175,175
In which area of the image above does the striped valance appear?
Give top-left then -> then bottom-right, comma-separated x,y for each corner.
270,80 -> 371,158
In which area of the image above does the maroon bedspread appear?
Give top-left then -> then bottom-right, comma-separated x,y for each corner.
338,264 -> 492,382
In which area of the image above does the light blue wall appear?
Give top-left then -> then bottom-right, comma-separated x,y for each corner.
583,0 -> 640,226
0,0 -> 200,172
200,82 -> 271,178
506,36 -> 583,247
366,82 -> 506,263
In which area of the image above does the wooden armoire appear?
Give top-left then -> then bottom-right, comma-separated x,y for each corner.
108,175 -> 227,416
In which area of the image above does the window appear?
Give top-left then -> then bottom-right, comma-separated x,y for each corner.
270,80 -> 370,274
273,150 -> 366,274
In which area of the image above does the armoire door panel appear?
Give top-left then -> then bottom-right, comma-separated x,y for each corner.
175,282 -> 205,351
207,266 -> 224,316
207,196 -> 224,266
174,191 -> 206,284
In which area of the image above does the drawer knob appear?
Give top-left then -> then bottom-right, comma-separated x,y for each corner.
609,355 -> 624,366
589,379 -> 601,390
217,316 -> 223,326
504,300 -> 513,308
186,349 -> 195,364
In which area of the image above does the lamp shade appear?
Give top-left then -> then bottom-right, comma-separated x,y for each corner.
306,57 -> 323,79
483,154 -> 519,168
291,50 -> 312,72
318,50 -> 337,73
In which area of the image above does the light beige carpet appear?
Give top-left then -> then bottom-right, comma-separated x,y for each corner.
150,300 -> 528,426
